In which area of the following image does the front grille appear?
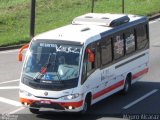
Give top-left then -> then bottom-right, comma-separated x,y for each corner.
32,102 -> 65,110
22,75 -> 77,91
28,81 -> 62,91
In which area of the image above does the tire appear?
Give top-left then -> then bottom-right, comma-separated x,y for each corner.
121,75 -> 131,94
29,107 -> 40,114
80,95 -> 91,114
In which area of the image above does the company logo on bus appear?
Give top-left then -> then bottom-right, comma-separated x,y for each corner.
44,92 -> 48,96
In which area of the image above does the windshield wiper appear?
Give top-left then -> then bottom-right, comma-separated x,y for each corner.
33,53 -> 55,81
33,53 -> 62,83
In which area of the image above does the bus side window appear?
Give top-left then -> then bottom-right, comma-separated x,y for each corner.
124,29 -> 136,54
81,43 -> 97,84
100,38 -> 113,65
113,34 -> 125,60
136,24 -> 149,50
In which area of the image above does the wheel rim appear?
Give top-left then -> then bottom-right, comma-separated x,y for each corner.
125,81 -> 129,92
83,101 -> 88,112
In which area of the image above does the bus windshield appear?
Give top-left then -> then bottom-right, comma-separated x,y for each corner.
23,40 -> 82,82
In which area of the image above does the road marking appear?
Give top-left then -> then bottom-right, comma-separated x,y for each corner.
9,106 -> 25,114
0,79 -> 19,85
152,41 -> 160,47
0,49 -> 27,55
123,89 -> 158,110
149,20 -> 157,24
149,19 -> 160,24
0,97 -> 21,107
0,49 -> 19,54
0,86 -> 19,90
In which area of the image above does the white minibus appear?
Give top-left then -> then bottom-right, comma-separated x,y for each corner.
18,13 -> 149,114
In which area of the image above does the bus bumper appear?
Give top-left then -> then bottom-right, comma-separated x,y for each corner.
20,97 -> 83,112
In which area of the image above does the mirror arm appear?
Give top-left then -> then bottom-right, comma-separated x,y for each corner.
18,43 -> 29,61
19,43 -> 29,53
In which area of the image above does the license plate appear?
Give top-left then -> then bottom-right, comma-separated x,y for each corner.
40,100 -> 51,104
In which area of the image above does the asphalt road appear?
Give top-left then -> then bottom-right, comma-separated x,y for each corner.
0,19 -> 160,120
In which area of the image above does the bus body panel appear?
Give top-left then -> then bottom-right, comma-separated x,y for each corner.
85,50 -> 149,105
18,13 -> 149,113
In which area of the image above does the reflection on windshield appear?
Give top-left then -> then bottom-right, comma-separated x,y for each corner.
23,41 -> 82,81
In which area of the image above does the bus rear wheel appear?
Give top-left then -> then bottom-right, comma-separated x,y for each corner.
121,75 -> 131,94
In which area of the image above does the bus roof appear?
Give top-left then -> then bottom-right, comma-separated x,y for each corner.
34,13 -> 147,45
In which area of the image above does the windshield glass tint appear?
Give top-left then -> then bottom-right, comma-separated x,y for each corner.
23,41 -> 82,81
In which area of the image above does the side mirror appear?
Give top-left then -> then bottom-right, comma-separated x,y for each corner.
18,43 -> 29,62
18,53 -> 22,61
86,49 -> 95,63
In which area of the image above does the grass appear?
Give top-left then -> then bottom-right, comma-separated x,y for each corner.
0,0 -> 160,47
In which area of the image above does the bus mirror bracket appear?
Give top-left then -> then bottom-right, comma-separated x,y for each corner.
18,43 -> 29,62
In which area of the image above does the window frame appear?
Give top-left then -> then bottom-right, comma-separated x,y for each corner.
100,37 -> 113,66
135,24 -> 149,50
81,41 -> 101,84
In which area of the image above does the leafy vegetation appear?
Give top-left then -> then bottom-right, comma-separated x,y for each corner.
0,0 -> 160,46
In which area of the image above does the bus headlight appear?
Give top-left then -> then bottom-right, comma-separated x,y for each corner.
62,93 -> 80,100
19,89 -> 33,97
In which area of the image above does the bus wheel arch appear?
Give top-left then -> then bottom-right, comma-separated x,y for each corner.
81,92 -> 92,114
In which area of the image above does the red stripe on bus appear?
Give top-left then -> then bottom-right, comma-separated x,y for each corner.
20,68 -> 149,105
132,68 -> 149,80
20,98 -> 83,108
59,100 -> 83,108
92,80 -> 124,99
92,67 -> 149,100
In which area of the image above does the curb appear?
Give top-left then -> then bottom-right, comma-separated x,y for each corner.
148,13 -> 160,21
0,13 -> 160,51
0,44 -> 27,51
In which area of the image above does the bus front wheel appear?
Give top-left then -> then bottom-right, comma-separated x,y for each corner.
29,106 -> 40,114
81,95 -> 91,114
